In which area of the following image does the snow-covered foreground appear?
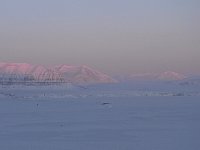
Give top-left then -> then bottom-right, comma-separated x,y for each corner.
0,85 -> 200,150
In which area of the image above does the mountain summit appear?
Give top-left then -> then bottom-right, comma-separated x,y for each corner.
0,62 -> 116,84
124,71 -> 186,81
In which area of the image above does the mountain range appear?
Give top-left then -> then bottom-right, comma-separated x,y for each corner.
0,62 -> 116,84
0,62 -> 188,85
117,71 -> 186,81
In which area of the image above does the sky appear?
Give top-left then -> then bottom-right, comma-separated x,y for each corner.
0,0 -> 199,75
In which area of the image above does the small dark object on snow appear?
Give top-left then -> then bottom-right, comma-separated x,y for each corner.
101,102 -> 110,105
36,104 -> 39,107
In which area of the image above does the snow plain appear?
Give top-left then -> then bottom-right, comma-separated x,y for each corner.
0,83 -> 200,150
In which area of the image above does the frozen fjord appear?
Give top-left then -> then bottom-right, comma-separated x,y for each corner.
0,85 -> 200,150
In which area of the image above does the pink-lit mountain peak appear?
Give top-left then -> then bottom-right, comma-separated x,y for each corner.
0,62 -> 47,75
0,62 -> 33,73
127,71 -> 186,81
158,71 -> 186,80
0,62 -> 116,84
54,64 -> 117,84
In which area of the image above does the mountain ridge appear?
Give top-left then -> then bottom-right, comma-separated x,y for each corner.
0,62 -> 116,84
118,71 -> 186,81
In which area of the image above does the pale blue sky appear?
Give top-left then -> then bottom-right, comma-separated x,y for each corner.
0,0 -> 199,75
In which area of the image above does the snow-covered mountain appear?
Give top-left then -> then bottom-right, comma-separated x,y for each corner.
157,71 -> 186,80
0,62 -> 116,84
54,65 -> 116,84
123,71 -> 186,81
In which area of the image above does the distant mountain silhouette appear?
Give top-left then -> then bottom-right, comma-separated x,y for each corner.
0,62 -> 117,85
121,71 -> 186,81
